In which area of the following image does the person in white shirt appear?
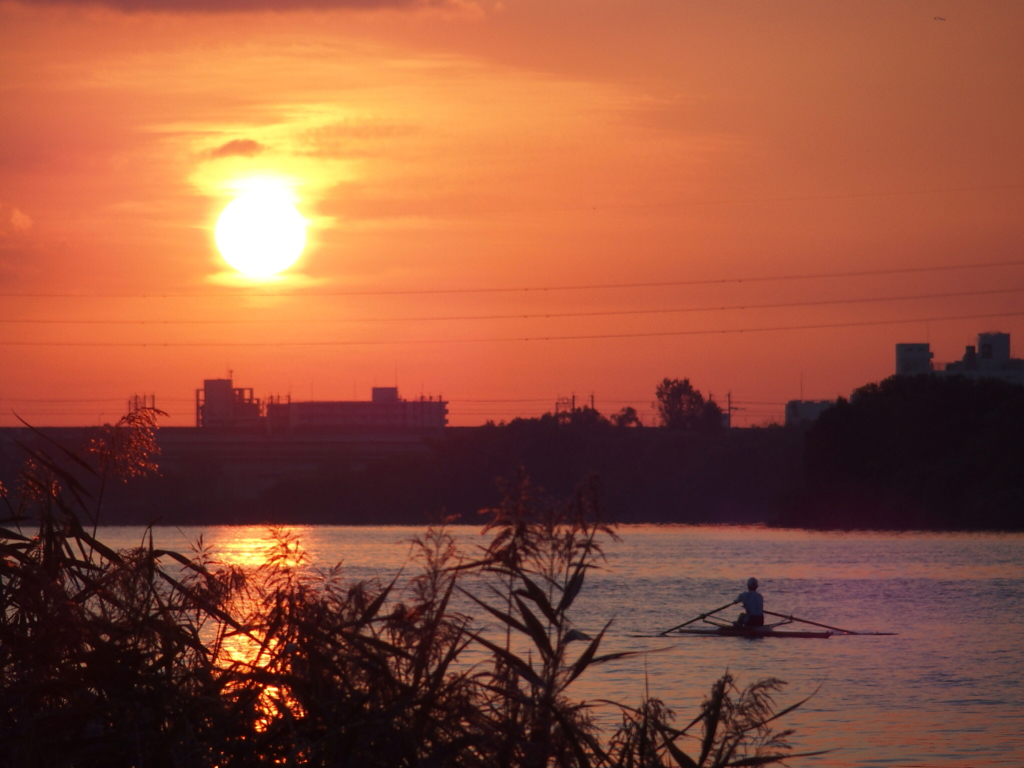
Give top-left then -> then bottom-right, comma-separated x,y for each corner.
734,577 -> 764,628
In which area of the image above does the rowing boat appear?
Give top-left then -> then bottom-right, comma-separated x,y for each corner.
670,626 -> 833,639
647,603 -> 896,639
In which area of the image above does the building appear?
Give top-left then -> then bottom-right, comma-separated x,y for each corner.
266,387 -> 447,435
195,379 -> 263,429
196,377 -> 447,436
895,343 -> 933,375
784,400 -> 835,426
895,332 -> 1024,385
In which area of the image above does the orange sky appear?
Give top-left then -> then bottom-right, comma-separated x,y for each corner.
2,0 -> 1022,426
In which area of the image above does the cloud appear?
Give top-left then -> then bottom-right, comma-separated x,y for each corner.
8,208 -> 33,233
210,139 -> 265,159
297,120 -> 419,158
0,205 -> 34,246
17,0 -> 459,11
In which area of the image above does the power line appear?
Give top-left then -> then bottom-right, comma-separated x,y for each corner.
0,396 -> 778,408
3,286 -> 1021,325
0,310 -> 1021,347
1,259 -> 1021,299
0,398 -> 194,404
505,182 -> 1024,215
449,398 -> 554,403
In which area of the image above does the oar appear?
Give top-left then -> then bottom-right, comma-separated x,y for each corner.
763,610 -> 896,636
659,601 -> 736,636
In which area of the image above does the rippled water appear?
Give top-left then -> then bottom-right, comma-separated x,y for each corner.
97,524 -> 1024,767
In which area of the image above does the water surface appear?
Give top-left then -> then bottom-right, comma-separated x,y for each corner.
97,524 -> 1024,767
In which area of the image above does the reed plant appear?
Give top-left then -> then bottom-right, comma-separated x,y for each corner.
0,412 -> 820,767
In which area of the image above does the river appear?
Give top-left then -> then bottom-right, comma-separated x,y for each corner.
97,524 -> 1024,767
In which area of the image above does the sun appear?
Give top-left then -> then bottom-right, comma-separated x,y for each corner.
215,187 -> 307,277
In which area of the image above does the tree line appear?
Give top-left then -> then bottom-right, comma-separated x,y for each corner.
528,377 -> 725,432
777,374 -> 1024,530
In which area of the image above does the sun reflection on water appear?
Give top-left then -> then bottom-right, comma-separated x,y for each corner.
191,527 -> 314,733
196,525 -> 303,569
93,524 -> 1024,765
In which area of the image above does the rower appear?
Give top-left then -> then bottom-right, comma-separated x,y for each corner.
734,577 -> 764,628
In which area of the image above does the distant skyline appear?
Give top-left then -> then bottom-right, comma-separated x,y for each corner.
2,0 -> 1022,427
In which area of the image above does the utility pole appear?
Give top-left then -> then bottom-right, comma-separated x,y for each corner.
726,391 -> 744,428
127,393 -> 155,414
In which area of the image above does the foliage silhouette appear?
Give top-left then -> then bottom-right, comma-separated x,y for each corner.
1,412 -> 817,767
610,407 -> 642,428
654,379 -> 724,433
777,374 -> 1024,529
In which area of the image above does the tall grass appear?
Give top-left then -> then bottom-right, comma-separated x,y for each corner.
0,411 -> 822,767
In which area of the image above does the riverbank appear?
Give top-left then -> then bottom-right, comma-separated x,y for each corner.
0,421 -> 805,526
4,374 -> 1022,530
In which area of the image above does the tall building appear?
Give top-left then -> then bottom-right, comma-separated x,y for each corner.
895,343 -> 934,375
196,378 -> 447,435
894,332 -> 1024,385
195,379 -> 263,429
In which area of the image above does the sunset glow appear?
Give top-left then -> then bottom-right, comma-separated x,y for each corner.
1,1 -> 1022,426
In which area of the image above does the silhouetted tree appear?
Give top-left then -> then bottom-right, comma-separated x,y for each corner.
611,406 -> 643,427
655,378 -> 723,432
554,405 -> 609,428
779,374 -> 1024,529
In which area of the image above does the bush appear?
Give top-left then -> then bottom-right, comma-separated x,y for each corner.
1,413 -> 817,767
